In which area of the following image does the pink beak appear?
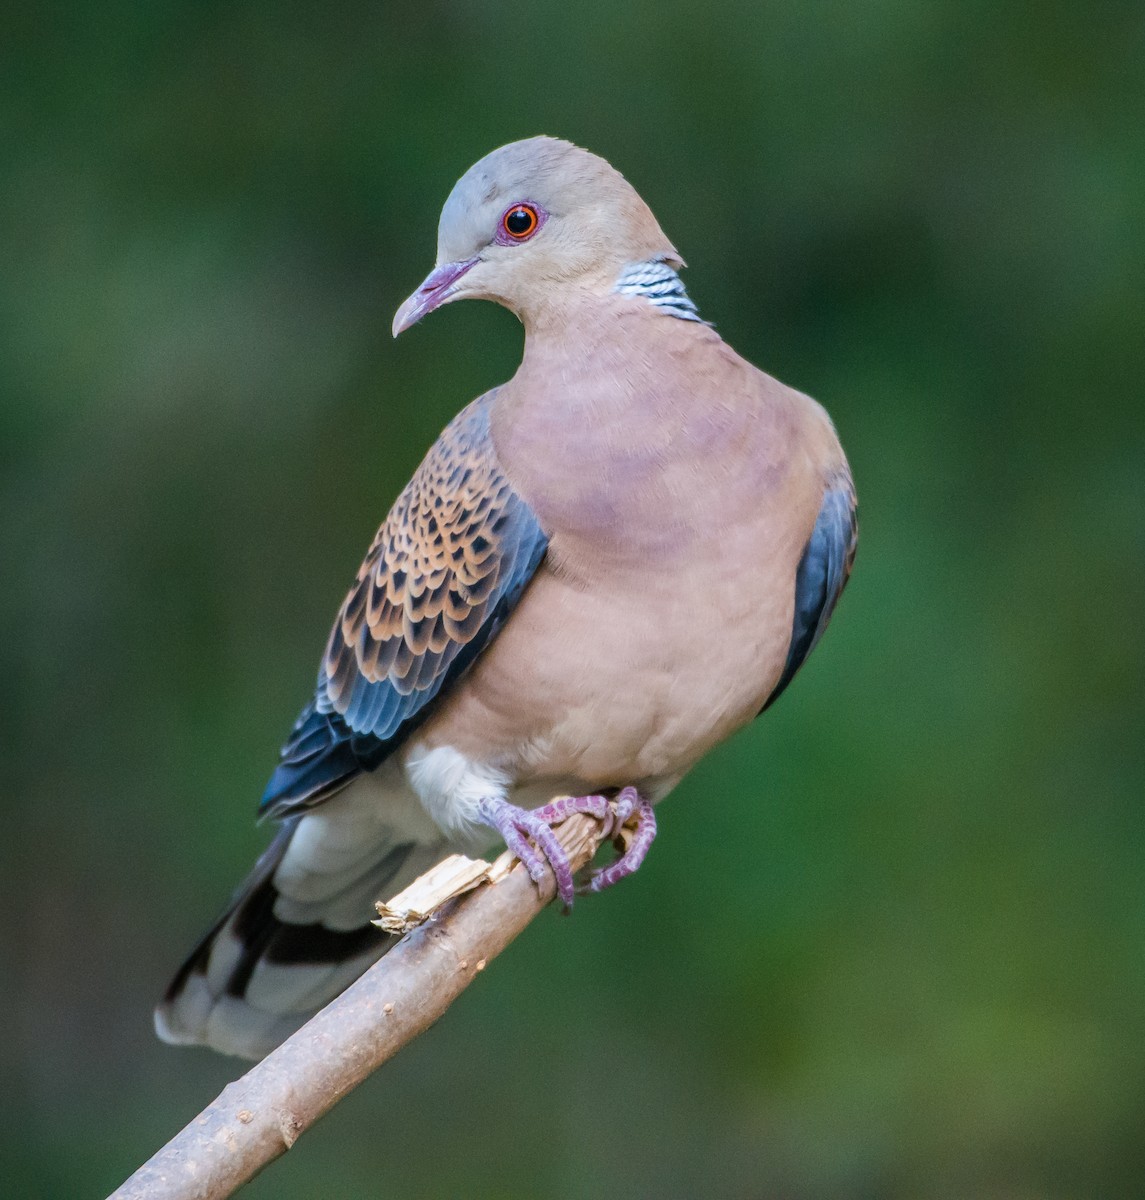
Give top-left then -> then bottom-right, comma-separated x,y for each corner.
391,257 -> 479,337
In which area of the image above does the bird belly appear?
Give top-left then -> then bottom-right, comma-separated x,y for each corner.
409,522 -> 801,805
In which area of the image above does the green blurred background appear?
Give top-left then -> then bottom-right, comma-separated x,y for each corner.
3,2 -> 1143,1196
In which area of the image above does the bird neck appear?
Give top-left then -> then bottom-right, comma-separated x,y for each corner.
517,259 -> 704,337
510,290 -> 724,439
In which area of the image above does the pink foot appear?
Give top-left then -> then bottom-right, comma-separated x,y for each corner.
534,787 -> 657,894
579,786 -> 657,894
477,796 -> 577,907
478,788 -> 657,910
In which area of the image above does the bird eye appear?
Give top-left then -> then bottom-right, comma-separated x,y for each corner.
502,204 -> 539,240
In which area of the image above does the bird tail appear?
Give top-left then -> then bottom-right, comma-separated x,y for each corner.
155,788 -> 446,1059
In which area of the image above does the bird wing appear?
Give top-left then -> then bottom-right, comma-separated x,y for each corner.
261,391 -> 548,817
762,471 -> 858,711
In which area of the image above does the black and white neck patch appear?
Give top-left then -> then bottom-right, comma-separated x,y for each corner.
614,260 -> 707,324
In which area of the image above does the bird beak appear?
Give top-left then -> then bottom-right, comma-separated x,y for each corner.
392,257 -> 479,337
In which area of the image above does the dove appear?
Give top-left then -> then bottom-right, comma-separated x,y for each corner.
156,136 -> 856,1059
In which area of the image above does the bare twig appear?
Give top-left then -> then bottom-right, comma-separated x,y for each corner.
110,811 -> 612,1200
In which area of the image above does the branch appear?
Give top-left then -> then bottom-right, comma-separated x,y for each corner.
110,811 -> 612,1200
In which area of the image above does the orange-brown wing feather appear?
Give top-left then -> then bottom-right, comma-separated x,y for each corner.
261,393 -> 548,816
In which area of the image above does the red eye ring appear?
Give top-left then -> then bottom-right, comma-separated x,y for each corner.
502,204 -> 540,240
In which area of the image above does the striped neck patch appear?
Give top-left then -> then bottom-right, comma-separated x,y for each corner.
614,260 -> 707,323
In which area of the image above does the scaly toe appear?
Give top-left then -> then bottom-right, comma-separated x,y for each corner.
477,796 -> 577,908
578,791 -> 657,895
532,794 -> 612,827
611,785 -> 640,827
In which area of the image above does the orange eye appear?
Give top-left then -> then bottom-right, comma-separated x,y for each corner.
502,204 -> 539,239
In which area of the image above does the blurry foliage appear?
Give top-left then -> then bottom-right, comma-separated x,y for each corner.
2,1 -> 1143,1197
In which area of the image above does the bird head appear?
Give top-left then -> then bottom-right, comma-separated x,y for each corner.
392,136 -> 682,336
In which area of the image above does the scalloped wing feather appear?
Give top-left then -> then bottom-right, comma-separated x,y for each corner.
261,394 -> 548,817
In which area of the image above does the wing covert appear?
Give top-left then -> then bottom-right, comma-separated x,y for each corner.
762,472 -> 857,711
261,393 -> 548,816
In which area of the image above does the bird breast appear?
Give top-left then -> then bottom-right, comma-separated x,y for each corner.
417,323 -> 830,791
